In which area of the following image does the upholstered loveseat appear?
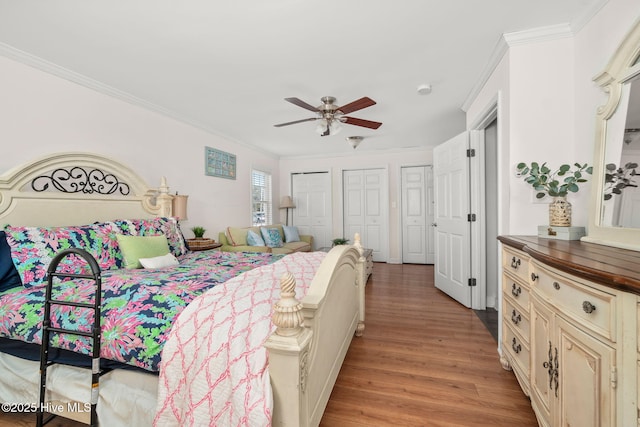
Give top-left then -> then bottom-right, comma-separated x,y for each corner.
218,224 -> 313,254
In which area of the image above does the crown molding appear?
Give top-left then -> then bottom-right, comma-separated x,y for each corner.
0,42 -> 278,160
462,0 -> 609,112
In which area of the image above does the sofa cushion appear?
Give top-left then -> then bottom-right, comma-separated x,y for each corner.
284,241 -> 311,252
282,225 -> 301,243
260,227 -> 283,248
247,229 -> 266,246
226,227 -> 248,246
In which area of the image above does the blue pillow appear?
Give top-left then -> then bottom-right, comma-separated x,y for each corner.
247,229 -> 266,246
283,225 -> 301,243
260,227 -> 283,248
0,231 -> 22,292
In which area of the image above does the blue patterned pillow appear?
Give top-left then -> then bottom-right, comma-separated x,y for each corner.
4,223 -> 122,288
247,229 -> 266,246
101,217 -> 187,258
260,227 -> 283,248
282,225 -> 300,243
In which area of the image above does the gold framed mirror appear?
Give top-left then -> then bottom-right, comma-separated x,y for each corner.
583,19 -> 640,250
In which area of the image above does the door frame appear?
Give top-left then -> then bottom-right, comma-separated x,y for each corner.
468,96 -> 500,310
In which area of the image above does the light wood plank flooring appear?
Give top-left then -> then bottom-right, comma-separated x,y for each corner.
0,263 -> 537,426
321,263 -> 537,426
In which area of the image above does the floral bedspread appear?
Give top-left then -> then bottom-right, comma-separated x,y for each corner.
0,250 -> 283,372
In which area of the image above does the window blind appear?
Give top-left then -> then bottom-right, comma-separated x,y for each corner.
251,169 -> 272,226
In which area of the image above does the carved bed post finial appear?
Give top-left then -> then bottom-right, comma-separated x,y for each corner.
156,176 -> 173,217
272,272 -> 305,337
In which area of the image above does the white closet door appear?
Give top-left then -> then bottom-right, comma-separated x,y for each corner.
343,169 -> 388,262
291,172 -> 331,250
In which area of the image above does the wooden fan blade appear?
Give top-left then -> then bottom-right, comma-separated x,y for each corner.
274,117 -> 318,127
343,116 -> 383,129
338,97 -> 376,114
285,97 -> 320,112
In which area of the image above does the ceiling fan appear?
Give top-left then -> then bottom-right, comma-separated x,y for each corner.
274,96 -> 382,136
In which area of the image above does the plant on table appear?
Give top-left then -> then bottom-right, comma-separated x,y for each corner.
331,237 -> 349,247
191,226 -> 206,239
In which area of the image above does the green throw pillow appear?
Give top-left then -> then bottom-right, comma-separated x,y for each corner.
116,234 -> 171,269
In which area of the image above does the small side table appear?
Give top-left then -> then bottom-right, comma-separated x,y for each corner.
186,239 -> 222,252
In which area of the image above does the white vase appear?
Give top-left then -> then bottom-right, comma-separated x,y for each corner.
549,196 -> 572,227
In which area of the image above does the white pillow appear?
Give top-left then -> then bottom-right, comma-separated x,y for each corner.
139,253 -> 180,269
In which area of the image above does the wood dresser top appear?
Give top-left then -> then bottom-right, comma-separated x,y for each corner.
498,236 -> 640,296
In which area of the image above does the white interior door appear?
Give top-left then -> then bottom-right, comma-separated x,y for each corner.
433,132 -> 471,307
401,166 -> 434,264
291,172 -> 332,250
343,169 -> 388,262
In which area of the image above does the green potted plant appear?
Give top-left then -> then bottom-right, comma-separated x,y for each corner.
604,162 -> 638,200
331,237 -> 349,247
191,226 -> 206,239
516,162 -> 592,226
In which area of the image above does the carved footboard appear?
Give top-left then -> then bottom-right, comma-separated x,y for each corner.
265,234 -> 366,427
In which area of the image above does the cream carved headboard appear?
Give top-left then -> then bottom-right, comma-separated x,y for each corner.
0,152 -> 173,227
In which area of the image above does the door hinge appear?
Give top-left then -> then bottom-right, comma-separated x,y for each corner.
611,366 -> 617,389
467,148 -> 476,157
468,278 -> 477,287
467,213 -> 476,222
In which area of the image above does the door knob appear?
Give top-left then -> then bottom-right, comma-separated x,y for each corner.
432,223 -> 437,227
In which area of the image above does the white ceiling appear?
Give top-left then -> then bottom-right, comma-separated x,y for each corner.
0,0 -> 602,158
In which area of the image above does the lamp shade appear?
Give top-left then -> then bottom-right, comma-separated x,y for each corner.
172,194 -> 189,220
280,196 -> 295,209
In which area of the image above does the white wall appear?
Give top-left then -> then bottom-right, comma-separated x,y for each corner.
0,55 -> 280,239
279,148 -> 433,263
465,0 -> 640,235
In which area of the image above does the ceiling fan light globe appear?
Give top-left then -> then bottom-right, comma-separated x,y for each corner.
315,119 -> 328,135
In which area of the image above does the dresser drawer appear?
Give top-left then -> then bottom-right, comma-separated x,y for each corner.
531,260 -> 616,342
502,273 -> 530,313
502,322 -> 530,378
502,246 -> 529,283
503,296 -> 530,343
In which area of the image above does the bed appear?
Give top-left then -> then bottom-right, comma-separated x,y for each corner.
0,152 -> 366,426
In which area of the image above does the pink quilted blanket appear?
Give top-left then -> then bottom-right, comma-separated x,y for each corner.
154,251 -> 326,426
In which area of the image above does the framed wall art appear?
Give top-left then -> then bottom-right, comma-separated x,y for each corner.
204,146 -> 236,180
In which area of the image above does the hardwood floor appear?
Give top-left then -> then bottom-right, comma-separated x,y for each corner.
320,263 -> 537,427
0,263 -> 537,426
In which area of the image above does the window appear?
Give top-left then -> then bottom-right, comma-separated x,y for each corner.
251,169 -> 272,226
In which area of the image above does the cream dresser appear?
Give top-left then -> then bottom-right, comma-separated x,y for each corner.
498,236 -> 640,427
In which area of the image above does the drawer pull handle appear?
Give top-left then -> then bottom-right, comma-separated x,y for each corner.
510,257 -> 521,269
531,273 -> 539,282
511,310 -> 521,325
511,337 -> 521,354
582,301 -> 596,314
511,283 -> 521,297
553,281 -> 560,290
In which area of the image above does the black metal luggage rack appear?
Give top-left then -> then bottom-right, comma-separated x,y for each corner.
37,248 -> 102,427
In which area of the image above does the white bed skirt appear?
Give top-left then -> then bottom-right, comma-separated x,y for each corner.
0,352 -> 158,426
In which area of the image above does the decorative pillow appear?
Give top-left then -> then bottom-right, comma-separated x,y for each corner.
4,224 -> 123,288
260,227 -> 283,248
139,253 -> 179,269
116,235 -> 171,269
0,231 -> 22,292
282,225 -> 301,243
226,227 -> 249,246
246,229 -> 266,246
101,217 -> 187,258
